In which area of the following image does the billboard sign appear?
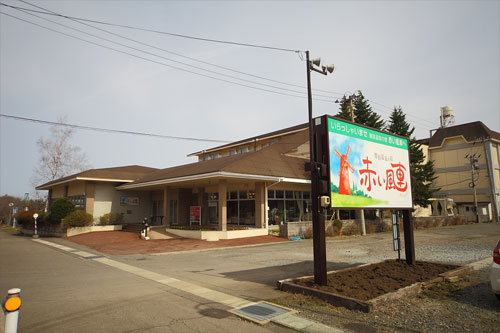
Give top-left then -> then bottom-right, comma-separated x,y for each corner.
327,116 -> 412,209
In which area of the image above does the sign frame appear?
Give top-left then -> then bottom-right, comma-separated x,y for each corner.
190,206 -> 201,225
320,115 -> 414,210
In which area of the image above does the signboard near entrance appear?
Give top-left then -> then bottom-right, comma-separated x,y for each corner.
326,116 -> 413,209
190,206 -> 201,225
120,196 -> 139,206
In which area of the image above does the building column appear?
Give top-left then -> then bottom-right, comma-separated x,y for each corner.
163,187 -> 169,226
218,180 -> 227,231
255,182 -> 266,228
85,182 -> 95,217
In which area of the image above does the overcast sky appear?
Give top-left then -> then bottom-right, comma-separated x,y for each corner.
1,0 -> 499,198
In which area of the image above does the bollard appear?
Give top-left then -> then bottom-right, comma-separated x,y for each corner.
3,288 -> 21,333
32,213 -> 39,239
141,218 -> 150,240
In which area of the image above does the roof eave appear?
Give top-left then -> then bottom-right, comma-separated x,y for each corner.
36,177 -> 135,190
116,171 -> 310,190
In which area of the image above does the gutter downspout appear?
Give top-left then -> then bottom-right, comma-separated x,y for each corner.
484,140 -> 499,222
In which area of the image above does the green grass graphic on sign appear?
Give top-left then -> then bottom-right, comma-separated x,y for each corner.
331,193 -> 388,207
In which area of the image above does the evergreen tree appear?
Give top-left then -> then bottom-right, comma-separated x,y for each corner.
336,91 -> 385,130
387,106 -> 438,207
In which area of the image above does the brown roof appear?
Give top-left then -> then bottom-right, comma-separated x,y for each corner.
36,165 -> 159,190
188,122 -> 309,156
429,121 -> 500,148
122,131 -> 310,188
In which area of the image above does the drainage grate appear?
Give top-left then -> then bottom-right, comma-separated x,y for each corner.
232,302 -> 291,324
83,255 -> 105,260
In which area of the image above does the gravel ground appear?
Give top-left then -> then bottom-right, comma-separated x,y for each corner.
272,266 -> 500,332
269,223 -> 500,332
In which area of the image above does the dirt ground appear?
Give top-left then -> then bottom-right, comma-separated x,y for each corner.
294,260 -> 458,301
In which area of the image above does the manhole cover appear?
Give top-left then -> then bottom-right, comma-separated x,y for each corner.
231,302 -> 291,324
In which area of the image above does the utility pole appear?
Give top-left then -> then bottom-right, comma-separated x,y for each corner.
347,96 -> 366,236
466,154 -> 480,223
305,51 -> 334,285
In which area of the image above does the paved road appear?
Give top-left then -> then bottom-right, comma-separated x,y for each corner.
0,231 -> 294,333
1,222 -> 498,332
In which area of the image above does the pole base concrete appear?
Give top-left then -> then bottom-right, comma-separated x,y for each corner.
32,234 -> 39,239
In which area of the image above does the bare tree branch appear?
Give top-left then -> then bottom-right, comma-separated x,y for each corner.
31,118 -> 91,199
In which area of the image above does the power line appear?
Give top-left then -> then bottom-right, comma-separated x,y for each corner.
7,1 -> 346,98
0,114 -> 232,143
5,1 -> 300,53
2,2 -> 440,129
0,11 -> 335,102
8,5 -> 327,99
14,0 -> 324,95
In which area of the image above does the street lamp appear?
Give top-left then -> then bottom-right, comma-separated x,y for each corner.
306,51 -> 334,285
8,203 -> 14,226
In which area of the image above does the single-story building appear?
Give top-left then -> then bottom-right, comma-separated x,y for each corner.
36,123 -> 315,237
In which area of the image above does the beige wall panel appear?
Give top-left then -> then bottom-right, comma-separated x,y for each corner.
442,137 -> 466,146
93,183 -> 152,224
491,144 -> 499,165
85,182 -> 95,216
269,183 -> 310,191
68,181 -> 85,196
151,191 -> 163,201
51,186 -> 65,199
432,152 -> 446,168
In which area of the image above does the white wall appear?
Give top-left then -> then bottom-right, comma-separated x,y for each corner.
93,183 -> 152,224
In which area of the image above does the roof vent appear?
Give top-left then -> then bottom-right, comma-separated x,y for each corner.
440,106 -> 455,128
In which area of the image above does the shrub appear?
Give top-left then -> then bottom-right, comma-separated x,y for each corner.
333,219 -> 343,231
366,224 -> 376,234
376,220 -> 392,232
49,198 -> 75,224
342,223 -> 360,236
15,210 -> 37,227
99,212 -> 124,225
62,210 -> 93,229
303,227 -> 313,239
325,225 -> 336,237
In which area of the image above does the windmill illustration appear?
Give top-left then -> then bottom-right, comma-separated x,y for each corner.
334,145 -> 355,195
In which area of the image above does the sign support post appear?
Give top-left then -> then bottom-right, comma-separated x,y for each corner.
402,209 -> 415,265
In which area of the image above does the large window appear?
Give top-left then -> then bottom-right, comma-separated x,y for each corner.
207,192 -> 218,224
68,195 -> 85,210
268,190 -> 311,225
169,200 -> 178,225
227,190 -> 255,225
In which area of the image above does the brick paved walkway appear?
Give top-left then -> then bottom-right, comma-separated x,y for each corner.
67,231 -> 288,255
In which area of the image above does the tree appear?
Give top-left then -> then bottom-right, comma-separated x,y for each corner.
31,119 -> 90,198
386,106 -> 437,207
0,195 -> 46,223
336,91 -> 385,130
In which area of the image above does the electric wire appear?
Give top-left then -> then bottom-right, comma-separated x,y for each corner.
5,1 -> 300,53
14,1 -> 333,96
8,4 -> 337,100
0,114 -> 232,143
2,2 -> 442,129
0,11 -> 335,102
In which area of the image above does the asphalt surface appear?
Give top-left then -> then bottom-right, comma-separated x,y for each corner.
1,222 -> 498,332
0,230 -> 293,333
